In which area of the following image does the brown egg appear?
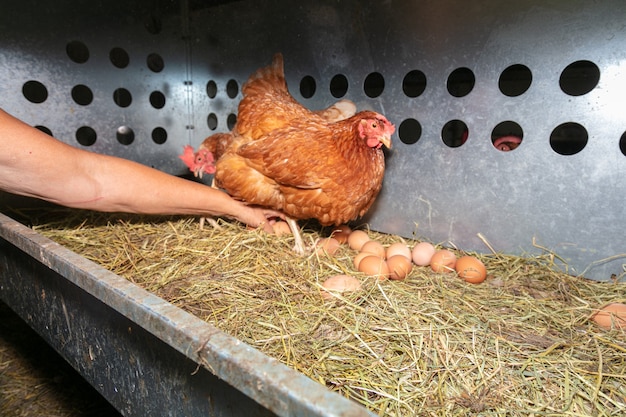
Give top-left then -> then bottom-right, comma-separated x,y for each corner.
360,240 -> 386,258
272,221 -> 292,236
455,256 -> 487,284
386,242 -> 411,260
358,255 -> 389,280
591,303 -> 626,330
412,242 -> 436,266
330,224 -> 352,244
321,275 -> 362,300
348,230 -> 370,251
315,237 -> 340,256
353,251 -> 372,269
430,249 -> 457,273
387,255 -> 413,280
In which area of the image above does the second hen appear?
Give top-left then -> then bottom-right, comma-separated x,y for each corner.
215,54 -> 394,253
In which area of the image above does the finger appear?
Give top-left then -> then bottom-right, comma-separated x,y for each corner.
258,220 -> 275,234
265,210 -> 286,220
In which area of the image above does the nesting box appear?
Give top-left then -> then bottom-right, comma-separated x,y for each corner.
1,0 -> 625,415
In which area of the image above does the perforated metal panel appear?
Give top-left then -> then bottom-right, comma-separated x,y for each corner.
1,0 -> 625,281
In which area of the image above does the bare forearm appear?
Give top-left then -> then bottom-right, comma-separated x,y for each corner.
78,154 -> 246,218
0,108 -> 280,230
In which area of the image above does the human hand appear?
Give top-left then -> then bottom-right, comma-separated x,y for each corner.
237,204 -> 285,234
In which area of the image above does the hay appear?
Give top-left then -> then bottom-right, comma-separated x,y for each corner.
0,301 -> 120,417
25,209 -> 626,416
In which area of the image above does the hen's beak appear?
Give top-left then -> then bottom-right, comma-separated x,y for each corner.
379,134 -> 392,149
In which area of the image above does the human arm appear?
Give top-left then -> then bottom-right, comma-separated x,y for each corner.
0,108 -> 281,232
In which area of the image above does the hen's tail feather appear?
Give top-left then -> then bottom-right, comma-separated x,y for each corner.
242,53 -> 286,95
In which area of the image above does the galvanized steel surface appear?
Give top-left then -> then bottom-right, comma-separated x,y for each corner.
0,1 -> 623,277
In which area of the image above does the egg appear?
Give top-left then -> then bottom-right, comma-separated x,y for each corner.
411,242 -> 436,266
315,237 -> 340,256
348,230 -> 370,251
386,242 -> 411,260
455,256 -> 487,284
321,275 -> 362,300
387,255 -> 413,280
358,255 -> 389,280
272,221 -> 292,236
430,249 -> 457,273
330,224 -> 352,244
353,251 -> 372,269
360,240 -> 386,258
591,303 -> 626,330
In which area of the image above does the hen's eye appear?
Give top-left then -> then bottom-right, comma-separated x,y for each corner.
371,122 -> 378,128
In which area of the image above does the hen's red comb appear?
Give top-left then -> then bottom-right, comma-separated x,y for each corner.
179,145 -> 197,170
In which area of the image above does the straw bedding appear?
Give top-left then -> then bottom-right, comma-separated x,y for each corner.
0,301 -> 121,417
22,209 -> 626,416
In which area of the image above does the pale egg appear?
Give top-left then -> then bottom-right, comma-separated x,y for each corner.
592,303 -> 626,330
360,240 -> 386,258
411,242 -> 436,266
430,249 -> 457,273
353,251 -> 372,269
348,230 -> 370,251
386,242 -> 411,260
315,237 -> 340,256
272,221 -> 292,236
387,254 -> 413,280
321,275 -> 362,300
330,225 -> 352,244
455,256 -> 487,284
358,255 -> 389,280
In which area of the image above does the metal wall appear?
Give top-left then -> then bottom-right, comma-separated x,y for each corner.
1,0 -> 625,280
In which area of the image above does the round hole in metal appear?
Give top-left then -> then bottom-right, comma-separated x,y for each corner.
35,126 -> 53,136
364,72 -> 385,98
499,64 -> 532,97
66,40 -> 89,64
559,60 -> 600,96
143,12 -> 162,34
152,127 -> 167,145
147,53 -> 164,73
403,70 -> 427,98
22,80 -> 48,104
207,113 -> 218,130
442,120 -> 468,147
226,79 -> 239,98
149,91 -> 166,109
116,126 -> 135,145
227,113 -> 237,130
550,122 -> 588,155
491,121 -> 524,151
110,47 -> 130,69
398,119 -> 422,145
300,75 -> 316,99
76,126 -> 97,146
206,80 -> 217,98
447,67 -> 475,98
330,74 -> 349,98
113,88 -> 132,108
71,84 -> 93,106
